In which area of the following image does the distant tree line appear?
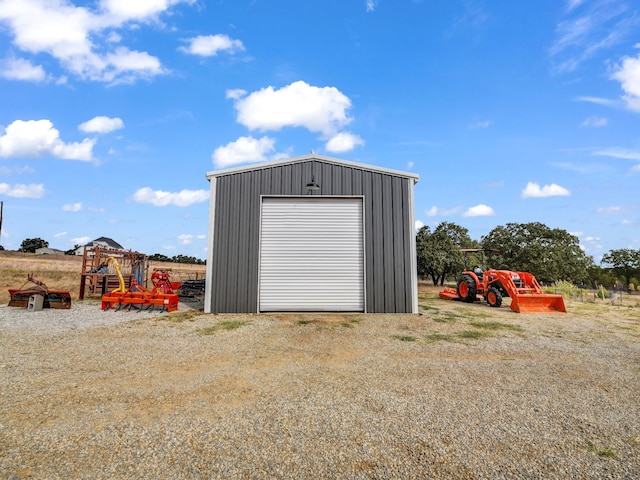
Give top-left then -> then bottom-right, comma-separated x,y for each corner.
148,253 -> 205,265
417,221 -> 640,291
6,237 -> 206,264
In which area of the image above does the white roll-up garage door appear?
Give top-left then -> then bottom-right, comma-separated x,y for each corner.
259,197 -> 364,312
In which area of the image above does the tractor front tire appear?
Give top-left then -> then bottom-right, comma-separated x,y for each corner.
486,287 -> 503,308
457,275 -> 477,303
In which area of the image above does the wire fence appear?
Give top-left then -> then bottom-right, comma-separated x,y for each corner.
559,285 -> 639,306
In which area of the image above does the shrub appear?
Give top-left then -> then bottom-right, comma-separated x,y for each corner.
551,280 -> 578,298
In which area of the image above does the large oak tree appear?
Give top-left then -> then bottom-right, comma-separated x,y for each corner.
481,222 -> 593,284
417,222 -> 476,286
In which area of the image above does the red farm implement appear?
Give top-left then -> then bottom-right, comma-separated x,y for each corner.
8,274 -> 72,309
100,258 -> 179,312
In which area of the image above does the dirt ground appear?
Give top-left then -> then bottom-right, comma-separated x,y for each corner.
1,285 -> 639,478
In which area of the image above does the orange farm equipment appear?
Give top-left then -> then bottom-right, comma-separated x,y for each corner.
439,249 -> 566,313
8,274 -> 72,309
150,269 -> 182,295
100,258 -> 179,312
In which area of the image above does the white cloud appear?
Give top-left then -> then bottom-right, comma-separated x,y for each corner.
54,231 -> 67,238
566,0 -> 586,12
131,187 -> 209,207
521,182 -> 571,198
593,147 -> 640,161
0,165 -> 35,175
0,0 -> 188,83
212,135 -> 276,168
550,1 -> 634,74
0,182 -> 45,198
425,206 -> 461,217
226,88 -> 246,100
79,116 -> 124,133
366,0 -> 377,12
0,57 -> 45,82
72,236 -> 91,245
415,220 -> 424,231
611,52 -> 640,112
462,204 -> 495,217
179,34 -> 244,56
325,132 -> 364,153
469,120 -> 491,129
100,47 -> 165,84
581,115 -> 607,127
231,81 -> 353,136
62,202 -> 82,212
0,119 -> 95,161
100,0 -> 190,21
177,234 -> 193,245
573,96 -> 619,107
596,206 -> 621,214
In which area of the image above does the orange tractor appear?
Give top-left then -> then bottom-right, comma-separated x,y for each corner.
439,249 -> 566,313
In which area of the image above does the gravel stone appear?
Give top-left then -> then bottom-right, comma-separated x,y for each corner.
1,301 -> 638,479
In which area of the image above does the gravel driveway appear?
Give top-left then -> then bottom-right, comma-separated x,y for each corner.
1,298 -> 639,479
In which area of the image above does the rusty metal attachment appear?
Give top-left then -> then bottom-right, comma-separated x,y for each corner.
8,274 -> 72,309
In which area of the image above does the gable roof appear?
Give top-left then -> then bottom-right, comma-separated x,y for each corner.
206,154 -> 419,183
86,237 -> 124,249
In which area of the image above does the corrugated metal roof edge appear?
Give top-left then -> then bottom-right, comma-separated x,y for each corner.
205,154 -> 420,183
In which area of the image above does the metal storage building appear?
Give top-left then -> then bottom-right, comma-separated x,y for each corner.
204,154 -> 420,314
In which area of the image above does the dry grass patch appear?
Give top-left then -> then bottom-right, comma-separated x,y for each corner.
391,334 -> 417,342
156,310 -> 205,323
196,319 -> 250,335
468,321 -> 524,333
424,332 -> 456,343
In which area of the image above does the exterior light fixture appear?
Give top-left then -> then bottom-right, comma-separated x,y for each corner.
306,175 -> 320,191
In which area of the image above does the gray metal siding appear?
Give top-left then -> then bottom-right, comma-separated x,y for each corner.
209,160 -> 414,313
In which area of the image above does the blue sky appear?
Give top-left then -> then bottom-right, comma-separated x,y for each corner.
0,0 -> 638,262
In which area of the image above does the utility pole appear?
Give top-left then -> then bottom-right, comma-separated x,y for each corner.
0,201 -> 3,244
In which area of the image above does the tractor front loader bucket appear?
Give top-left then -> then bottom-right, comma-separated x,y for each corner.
510,293 -> 566,313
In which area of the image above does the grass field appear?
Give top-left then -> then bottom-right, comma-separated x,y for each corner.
0,250 -> 206,305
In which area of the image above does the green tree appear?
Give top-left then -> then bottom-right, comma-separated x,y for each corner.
64,244 -> 80,255
586,264 -> 616,289
416,222 -> 475,285
19,237 -> 48,253
481,222 -> 592,284
600,249 -> 640,289
171,254 -> 205,265
149,253 -> 171,262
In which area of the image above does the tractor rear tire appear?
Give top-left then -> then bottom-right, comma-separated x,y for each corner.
486,287 -> 503,308
457,275 -> 477,303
